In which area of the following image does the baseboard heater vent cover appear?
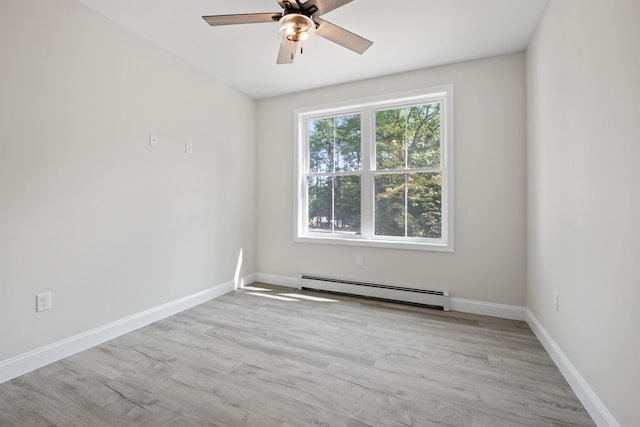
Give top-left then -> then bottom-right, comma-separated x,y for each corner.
300,274 -> 450,311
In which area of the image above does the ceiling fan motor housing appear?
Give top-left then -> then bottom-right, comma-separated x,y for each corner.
282,0 -> 318,17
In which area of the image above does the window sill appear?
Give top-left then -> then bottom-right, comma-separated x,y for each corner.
294,234 -> 453,252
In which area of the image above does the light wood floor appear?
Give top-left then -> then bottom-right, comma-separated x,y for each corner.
0,284 -> 595,426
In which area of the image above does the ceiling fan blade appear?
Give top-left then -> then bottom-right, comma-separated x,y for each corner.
303,0 -> 354,16
277,42 -> 298,64
202,13 -> 281,26
315,18 -> 373,54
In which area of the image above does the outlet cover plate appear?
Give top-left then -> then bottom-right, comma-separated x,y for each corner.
36,292 -> 51,312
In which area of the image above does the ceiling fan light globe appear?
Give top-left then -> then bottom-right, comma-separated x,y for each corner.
279,13 -> 315,45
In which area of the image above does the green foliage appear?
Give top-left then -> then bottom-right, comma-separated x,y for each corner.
374,103 -> 442,238
376,104 -> 440,170
306,103 -> 442,239
308,176 -> 360,233
307,114 -> 361,233
309,115 -> 361,172
374,173 -> 442,238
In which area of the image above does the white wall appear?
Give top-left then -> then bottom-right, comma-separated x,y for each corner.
526,1 -> 640,425
256,53 -> 527,306
2,0 -> 634,422
0,0 -> 256,361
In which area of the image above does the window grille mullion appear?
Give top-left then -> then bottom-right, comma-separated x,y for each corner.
371,167 -> 441,175
306,171 -> 360,178
404,108 -> 409,238
332,118 -> 336,233
331,177 -> 335,234
404,173 -> 408,238
404,107 -> 409,169
361,108 -> 374,237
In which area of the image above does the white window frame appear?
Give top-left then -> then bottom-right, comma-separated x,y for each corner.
294,85 -> 454,252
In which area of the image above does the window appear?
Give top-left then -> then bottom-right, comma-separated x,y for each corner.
295,86 -> 454,251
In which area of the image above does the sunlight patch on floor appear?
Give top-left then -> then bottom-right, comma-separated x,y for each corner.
241,286 -> 272,292
279,293 -> 338,302
244,292 -> 298,302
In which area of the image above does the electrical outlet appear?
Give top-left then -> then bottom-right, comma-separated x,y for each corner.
36,292 -> 51,312
553,291 -> 559,311
356,255 -> 364,266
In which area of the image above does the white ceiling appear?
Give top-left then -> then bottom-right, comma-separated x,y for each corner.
76,0 -> 549,99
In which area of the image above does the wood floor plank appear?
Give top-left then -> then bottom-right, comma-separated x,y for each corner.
0,284 -> 595,426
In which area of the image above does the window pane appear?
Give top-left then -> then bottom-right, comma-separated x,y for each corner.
334,115 -> 361,172
307,175 -> 361,234
376,109 -> 406,170
407,104 -> 440,169
407,172 -> 442,238
376,103 -> 441,170
334,176 -> 361,234
375,172 -> 442,238
375,174 -> 406,237
308,118 -> 334,173
307,176 -> 332,232
309,115 -> 360,173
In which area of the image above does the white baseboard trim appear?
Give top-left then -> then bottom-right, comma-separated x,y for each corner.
0,280 -> 236,385
250,273 -> 527,321
526,309 -> 620,427
242,273 -> 258,287
450,298 -> 527,321
252,273 -> 300,289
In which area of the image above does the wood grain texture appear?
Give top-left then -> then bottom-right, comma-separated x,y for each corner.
0,284 -> 595,426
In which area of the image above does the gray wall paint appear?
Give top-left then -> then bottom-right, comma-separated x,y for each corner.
0,0 -> 257,360
256,53 -> 527,306
526,1 -> 640,425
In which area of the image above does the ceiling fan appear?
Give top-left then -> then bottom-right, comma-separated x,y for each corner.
202,0 -> 373,64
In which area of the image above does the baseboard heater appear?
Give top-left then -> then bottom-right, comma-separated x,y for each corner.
300,274 -> 450,311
